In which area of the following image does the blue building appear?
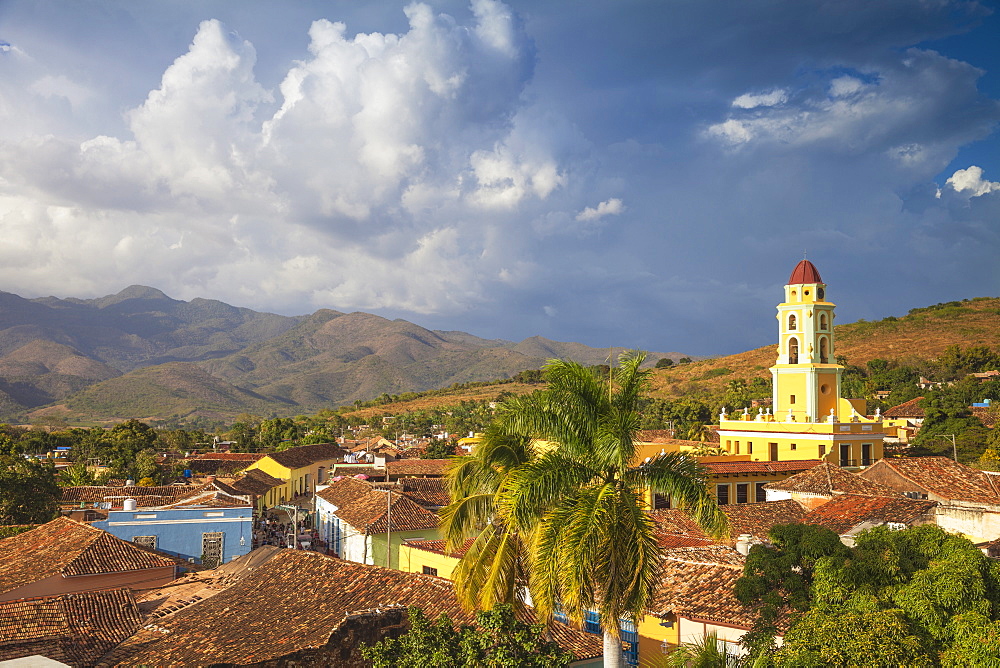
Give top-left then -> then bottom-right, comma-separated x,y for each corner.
93,504 -> 253,567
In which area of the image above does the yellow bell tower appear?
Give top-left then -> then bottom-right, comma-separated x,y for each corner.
772,260 -> 841,422
716,260 -> 884,467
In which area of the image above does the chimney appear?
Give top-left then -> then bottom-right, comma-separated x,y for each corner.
206,475 -> 217,484
735,534 -> 753,556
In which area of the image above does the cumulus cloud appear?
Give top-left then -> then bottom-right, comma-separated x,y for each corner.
576,197 -> 624,222
0,1 -> 590,316
947,166 -> 1000,197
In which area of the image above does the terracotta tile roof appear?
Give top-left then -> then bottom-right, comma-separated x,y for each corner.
704,459 -> 825,475
0,588 -> 142,665
106,549 -> 602,666
227,468 -> 285,496
266,442 -> 345,470
802,494 -> 938,534
385,458 -> 451,476
162,492 -> 251,509
649,549 -> 758,628
0,518 -> 175,597
652,501 -> 809,546
372,477 -> 450,508
723,500 -> 808,541
972,406 -> 999,428
60,483 -> 210,509
764,462 -> 897,497
865,456 -> 1000,504
661,544 -> 747,567
883,397 -> 925,418
318,477 -> 439,533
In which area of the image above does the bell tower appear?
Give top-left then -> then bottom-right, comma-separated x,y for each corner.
772,260 -> 841,422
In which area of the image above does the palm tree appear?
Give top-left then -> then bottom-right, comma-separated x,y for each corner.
493,351 -> 728,668
438,427 -> 537,613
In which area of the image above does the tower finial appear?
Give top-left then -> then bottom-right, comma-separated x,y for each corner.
803,249 -> 807,260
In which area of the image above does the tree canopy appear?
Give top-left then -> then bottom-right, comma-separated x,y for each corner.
360,605 -> 574,668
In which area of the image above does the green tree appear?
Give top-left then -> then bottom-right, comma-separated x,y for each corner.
59,459 -> 96,487
655,357 -> 674,369
361,604 -> 574,668
493,352 -> 727,667
665,631 -> 728,668
0,456 -> 61,524
439,428 -> 537,613
423,440 -> 456,459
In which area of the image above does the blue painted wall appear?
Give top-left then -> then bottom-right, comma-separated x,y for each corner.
93,506 -> 253,565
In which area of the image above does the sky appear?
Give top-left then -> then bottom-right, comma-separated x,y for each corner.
0,0 -> 998,357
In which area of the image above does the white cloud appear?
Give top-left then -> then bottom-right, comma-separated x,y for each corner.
704,49 -> 995,175
0,2 -> 584,316
947,166 -> 1000,197
576,197 -> 624,222
732,88 -> 787,109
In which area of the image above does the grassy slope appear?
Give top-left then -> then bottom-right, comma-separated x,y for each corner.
649,297 -> 1000,399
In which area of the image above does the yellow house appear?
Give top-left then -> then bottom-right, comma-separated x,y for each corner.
242,442 -> 344,507
717,260 -> 884,468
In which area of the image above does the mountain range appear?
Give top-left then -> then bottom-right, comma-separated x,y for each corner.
0,286 -> 685,424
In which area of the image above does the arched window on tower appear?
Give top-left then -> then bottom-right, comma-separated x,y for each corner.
820,313 -> 828,330
788,337 -> 799,364
788,314 -> 797,331
820,337 -> 829,364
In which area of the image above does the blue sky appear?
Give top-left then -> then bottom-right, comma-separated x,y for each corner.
0,0 -> 998,357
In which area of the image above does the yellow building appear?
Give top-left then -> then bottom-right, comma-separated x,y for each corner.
242,442 -> 344,507
717,260 -> 884,468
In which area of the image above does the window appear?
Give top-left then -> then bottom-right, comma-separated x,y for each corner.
769,442 -> 778,460
755,482 -> 767,503
788,337 -> 799,364
790,443 -> 797,451
736,484 -> 748,504
202,532 -> 224,569
790,394 -> 796,404
422,565 -> 438,576
734,441 -> 740,455
747,442 -> 753,454
716,484 -> 730,505
862,443 -> 873,466
820,312 -> 828,330
819,337 -> 829,364
653,493 -> 671,509
788,314 -> 797,331
132,535 -> 157,550
819,444 -> 826,457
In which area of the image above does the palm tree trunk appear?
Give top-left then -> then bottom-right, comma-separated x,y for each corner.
603,630 -> 624,668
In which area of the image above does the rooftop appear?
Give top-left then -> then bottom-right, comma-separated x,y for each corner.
863,456 -> 1000,505
788,259 -> 823,285
266,442 -> 345,470
802,494 -> 938,534
0,588 -> 142,666
317,477 -> 439,533
0,518 -> 175,598
764,462 -> 897,497
883,397 -> 926,418
703,459 -> 825,475
105,549 -> 602,666
385,458 -> 451,476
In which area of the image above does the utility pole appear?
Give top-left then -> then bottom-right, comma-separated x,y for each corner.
385,489 -> 391,568
943,434 -> 957,461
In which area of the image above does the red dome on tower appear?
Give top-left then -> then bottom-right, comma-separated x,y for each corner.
788,260 -> 823,285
